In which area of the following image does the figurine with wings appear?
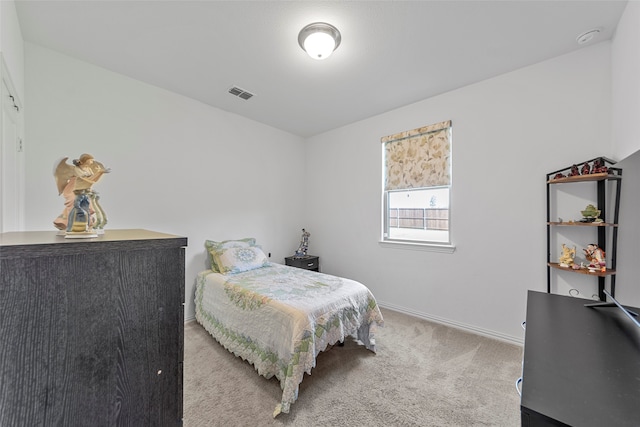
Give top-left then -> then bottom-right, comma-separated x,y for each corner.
53,154 -> 110,233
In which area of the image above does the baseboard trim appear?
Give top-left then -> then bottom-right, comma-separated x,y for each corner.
378,301 -> 524,346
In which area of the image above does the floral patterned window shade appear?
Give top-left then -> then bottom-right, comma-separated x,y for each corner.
382,120 -> 451,191
381,120 -> 452,247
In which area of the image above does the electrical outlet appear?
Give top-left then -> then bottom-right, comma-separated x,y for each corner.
17,138 -> 23,152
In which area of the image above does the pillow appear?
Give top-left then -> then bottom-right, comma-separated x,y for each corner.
205,238 -> 256,272
213,246 -> 269,275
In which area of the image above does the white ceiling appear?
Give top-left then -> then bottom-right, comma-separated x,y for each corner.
15,0 -> 628,137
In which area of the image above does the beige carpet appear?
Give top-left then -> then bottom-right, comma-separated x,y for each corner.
183,308 -> 522,426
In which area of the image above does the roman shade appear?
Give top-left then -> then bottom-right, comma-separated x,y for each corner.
382,120 -> 451,191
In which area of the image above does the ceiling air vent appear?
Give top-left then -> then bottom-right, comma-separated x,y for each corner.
228,86 -> 254,100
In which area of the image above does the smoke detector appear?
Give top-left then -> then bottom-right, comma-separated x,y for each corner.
576,29 -> 601,45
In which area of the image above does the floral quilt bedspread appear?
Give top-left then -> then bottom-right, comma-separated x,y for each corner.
195,263 -> 384,416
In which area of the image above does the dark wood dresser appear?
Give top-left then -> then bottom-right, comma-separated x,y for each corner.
520,290 -> 640,426
0,229 -> 187,426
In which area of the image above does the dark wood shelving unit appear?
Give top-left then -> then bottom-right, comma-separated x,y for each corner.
547,262 -> 616,277
547,221 -> 618,227
546,157 -> 622,300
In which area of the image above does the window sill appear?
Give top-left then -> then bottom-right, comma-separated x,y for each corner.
378,240 -> 456,254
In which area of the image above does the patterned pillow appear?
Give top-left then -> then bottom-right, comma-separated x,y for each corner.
205,238 -> 256,272
213,246 -> 269,275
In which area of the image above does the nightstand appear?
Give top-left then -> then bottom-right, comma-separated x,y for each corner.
285,255 -> 319,272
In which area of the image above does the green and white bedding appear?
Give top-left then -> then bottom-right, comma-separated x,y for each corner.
195,262 -> 384,416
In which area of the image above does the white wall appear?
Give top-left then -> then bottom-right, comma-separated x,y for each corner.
0,0 -> 24,100
24,43 -> 307,320
1,0 -> 25,233
612,1 -> 640,160
305,42 -> 621,343
613,150 -> 640,305
611,1 -> 640,310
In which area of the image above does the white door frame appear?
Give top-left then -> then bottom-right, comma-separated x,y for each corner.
1,55 -> 25,233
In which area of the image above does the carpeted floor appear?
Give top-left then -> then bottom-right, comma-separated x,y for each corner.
183,308 -> 523,426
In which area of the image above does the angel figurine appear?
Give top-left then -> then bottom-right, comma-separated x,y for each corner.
53,153 -> 110,234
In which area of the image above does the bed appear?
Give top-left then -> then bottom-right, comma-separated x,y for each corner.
195,238 -> 384,417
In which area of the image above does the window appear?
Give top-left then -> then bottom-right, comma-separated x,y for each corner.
381,120 -> 452,246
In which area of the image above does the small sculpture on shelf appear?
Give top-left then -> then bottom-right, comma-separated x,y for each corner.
294,228 -> 310,258
553,172 -> 566,180
584,243 -> 606,272
550,157 -> 617,182
580,204 -> 602,223
559,244 -> 576,268
591,157 -> 608,174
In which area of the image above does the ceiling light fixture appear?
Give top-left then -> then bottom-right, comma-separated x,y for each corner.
298,22 -> 341,60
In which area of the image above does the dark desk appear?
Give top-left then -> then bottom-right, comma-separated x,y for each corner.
521,291 -> 640,426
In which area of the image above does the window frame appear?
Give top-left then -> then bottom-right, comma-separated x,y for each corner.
380,121 -> 455,253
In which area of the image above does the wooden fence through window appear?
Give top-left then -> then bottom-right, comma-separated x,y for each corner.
389,208 -> 449,230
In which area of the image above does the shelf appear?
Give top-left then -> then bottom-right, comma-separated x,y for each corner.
548,262 -> 616,277
547,222 -> 618,227
547,173 -> 621,184
546,157 -> 622,300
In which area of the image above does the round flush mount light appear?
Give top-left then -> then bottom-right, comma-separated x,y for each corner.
576,29 -> 601,45
298,22 -> 341,60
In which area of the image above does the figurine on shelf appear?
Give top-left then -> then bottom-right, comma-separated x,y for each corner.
581,161 -> 591,175
568,164 -> 580,176
592,157 -> 608,174
584,243 -> 606,272
559,244 -> 576,268
580,204 -> 602,223
553,172 -> 566,180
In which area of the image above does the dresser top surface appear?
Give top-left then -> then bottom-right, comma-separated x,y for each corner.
522,290 -> 640,426
0,229 -> 186,247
